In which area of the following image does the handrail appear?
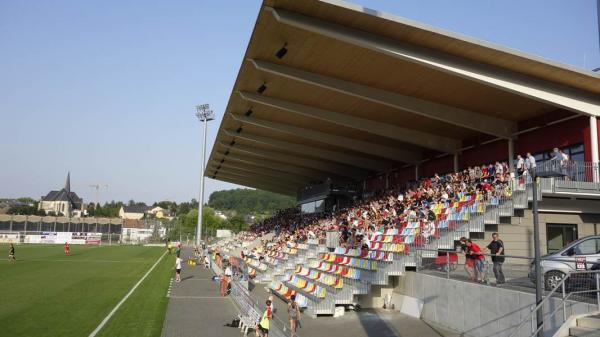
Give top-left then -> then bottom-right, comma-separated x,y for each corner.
507,270 -> 600,337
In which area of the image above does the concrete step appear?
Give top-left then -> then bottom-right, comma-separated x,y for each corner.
578,316 -> 600,330
569,326 -> 600,336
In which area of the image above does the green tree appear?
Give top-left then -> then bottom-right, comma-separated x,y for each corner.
207,189 -> 295,221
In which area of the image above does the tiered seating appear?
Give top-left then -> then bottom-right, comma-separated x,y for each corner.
283,274 -> 327,298
295,266 -> 343,288
266,251 -> 288,260
244,257 -> 267,272
269,281 -> 309,307
310,260 -> 361,279
333,247 -> 393,261
319,253 -> 378,270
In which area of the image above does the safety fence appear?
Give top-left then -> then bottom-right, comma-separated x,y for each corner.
211,258 -> 293,337
508,270 -> 600,337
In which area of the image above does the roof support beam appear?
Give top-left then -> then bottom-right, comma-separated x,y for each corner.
207,162 -> 309,185
213,170 -> 298,190
216,141 -> 367,179
224,128 -> 389,171
212,175 -> 294,196
250,59 -> 514,142
229,114 -> 399,168
213,171 -> 297,192
240,90 -> 448,154
266,7 -> 600,117
214,150 -> 348,182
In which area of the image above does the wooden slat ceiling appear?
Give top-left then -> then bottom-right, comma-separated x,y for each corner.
206,0 -> 600,196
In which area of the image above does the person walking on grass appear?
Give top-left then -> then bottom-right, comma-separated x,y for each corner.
8,243 -> 16,262
257,299 -> 272,337
288,294 -> 301,337
175,255 -> 182,283
487,232 -> 506,285
64,242 -> 70,256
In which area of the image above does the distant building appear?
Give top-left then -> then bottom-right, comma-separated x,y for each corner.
147,206 -> 174,220
119,204 -> 149,220
121,219 -> 166,244
39,172 -> 84,217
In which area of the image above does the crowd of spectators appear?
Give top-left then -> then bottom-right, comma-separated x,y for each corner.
246,161 -> 513,262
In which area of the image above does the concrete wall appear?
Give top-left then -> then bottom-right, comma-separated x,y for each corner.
394,272 -> 598,337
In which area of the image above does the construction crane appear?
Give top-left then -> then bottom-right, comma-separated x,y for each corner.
89,184 -> 109,209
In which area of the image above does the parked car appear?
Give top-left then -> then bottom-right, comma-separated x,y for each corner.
529,235 -> 600,290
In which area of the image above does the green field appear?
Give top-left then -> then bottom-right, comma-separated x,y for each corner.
0,244 -> 174,337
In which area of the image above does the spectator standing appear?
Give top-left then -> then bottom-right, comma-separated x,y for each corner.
459,237 -> 476,281
288,294 -> 301,337
516,155 -> 525,176
258,299 -> 272,337
486,233 -> 506,285
8,243 -> 16,262
175,255 -> 182,282
466,239 -> 486,284
526,152 -> 536,177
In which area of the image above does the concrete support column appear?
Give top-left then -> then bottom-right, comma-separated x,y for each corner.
385,173 -> 389,190
508,139 -> 515,173
415,165 -> 420,181
591,116 -> 599,183
453,153 -> 459,172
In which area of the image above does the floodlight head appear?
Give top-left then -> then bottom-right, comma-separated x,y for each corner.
257,83 -> 267,94
195,104 -> 215,121
275,43 -> 288,59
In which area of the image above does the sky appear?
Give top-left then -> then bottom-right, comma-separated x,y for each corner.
1,0 -> 599,205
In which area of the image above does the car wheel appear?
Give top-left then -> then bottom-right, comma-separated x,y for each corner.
545,271 -> 565,291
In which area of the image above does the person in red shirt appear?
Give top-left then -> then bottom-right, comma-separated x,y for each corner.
466,239 -> 486,283
64,242 -> 70,256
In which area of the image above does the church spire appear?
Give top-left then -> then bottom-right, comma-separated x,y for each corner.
65,171 -> 71,194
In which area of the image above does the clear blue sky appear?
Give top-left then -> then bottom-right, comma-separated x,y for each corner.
1,0 -> 599,205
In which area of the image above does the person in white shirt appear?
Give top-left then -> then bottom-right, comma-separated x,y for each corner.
516,155 -> 525,176
175,256 -> 183,282
526,152 -> 536,176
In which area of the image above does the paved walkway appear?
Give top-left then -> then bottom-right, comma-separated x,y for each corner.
250,282 -> 462,337
161,248 -> 240,337
161,247 -> 461,337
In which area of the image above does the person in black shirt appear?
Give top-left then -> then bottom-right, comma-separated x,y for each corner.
8,243 -> 16,262
486,233 -> 506,284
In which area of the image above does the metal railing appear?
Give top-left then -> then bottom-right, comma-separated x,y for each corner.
211,257 -> 295,337
508,270 -> 600,337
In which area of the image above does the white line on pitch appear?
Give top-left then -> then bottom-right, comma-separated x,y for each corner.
88,251 -> 168,337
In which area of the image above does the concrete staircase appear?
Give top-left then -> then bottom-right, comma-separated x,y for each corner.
569,314 -> 600,336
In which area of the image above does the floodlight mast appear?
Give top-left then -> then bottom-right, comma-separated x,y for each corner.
195,104 -> 214,246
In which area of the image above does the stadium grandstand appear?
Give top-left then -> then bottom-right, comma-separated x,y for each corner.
206,0 -> 600,336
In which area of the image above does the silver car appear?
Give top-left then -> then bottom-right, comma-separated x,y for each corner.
529,235 -> 600,290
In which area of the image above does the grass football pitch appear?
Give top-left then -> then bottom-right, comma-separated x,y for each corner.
0,244 -> 174,337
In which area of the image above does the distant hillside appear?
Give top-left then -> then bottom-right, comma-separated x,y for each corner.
207,189 -> 296,218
